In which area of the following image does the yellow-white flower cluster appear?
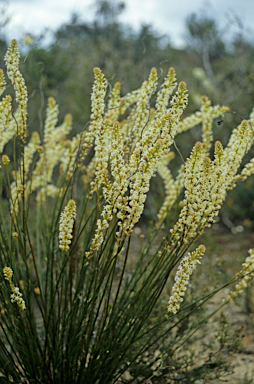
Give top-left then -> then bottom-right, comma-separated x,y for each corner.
59,199 -> 77,251
32,98 -> 72,191
176,97 -> 229,136
0,42 -> 77,213
170,142 -> 207,242
90,119 -> 111,194
89,82 -> 124,194
0,69 -> 6,96
131,67 -> 158,142
10,131 -> 40,214
4,39 -> 28,140
167,245 -> 206,314
2,40 -> 254,277
156,153 -> 184,227
105,81 -> 122,122
84,66 -> 236,257
24,98 -> 72,204
3,267 -> 26,311
85,120 -> 128,257
232,108 -> 254,183
2,154 -> 10,165
170,119 -> 253,246
0,95 -> 14,154
81,67 -> 108,158
227,248 -> 254,302
155,67 -> 177,117
119,81 -> 188,238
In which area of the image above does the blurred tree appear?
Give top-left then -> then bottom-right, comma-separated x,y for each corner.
186,13 -> 225,56
94,0 -> 126,25
185,13 -> 226,101
185,12 -> 254,114
0,0 -> 9,38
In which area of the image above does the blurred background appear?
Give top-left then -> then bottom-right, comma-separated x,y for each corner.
2,0 -> 254,229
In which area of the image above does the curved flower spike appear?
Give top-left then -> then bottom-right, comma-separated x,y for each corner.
167,245 -> 206,315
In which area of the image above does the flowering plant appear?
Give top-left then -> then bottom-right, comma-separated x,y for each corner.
0,40 -> 253,383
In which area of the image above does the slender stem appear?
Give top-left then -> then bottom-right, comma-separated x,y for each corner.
23,209 -> 46,313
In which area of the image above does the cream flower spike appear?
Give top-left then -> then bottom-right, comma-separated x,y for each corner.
80,67 -> 108,160
167,245 -> 205,315
90,119 -> 112,195
59,199 -> 77,251
156,153 -> 182,227
3,267 -> 26,311
227,248 -> 254,302
130,67 -> 158,142
155,67 -> 177,117
44,97 -> 59,149
105,81 -> 122,123
0,95 -> 12,154
4,39 -> 28,141
0,69 -> 6,96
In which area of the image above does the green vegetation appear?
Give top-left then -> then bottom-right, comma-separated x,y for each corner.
0,35 -> 253,383
0,2 -> 254,382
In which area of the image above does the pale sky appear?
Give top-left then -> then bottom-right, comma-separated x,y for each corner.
5,0 -> 254,47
